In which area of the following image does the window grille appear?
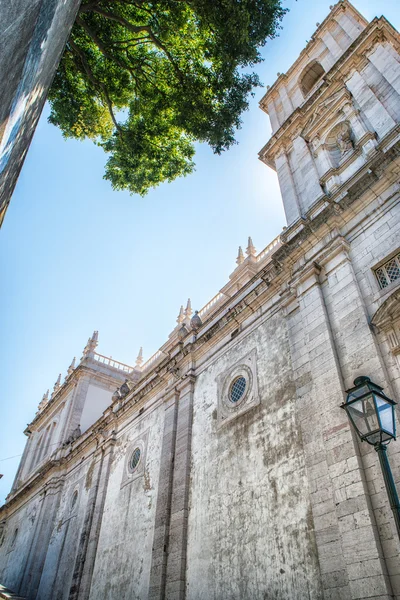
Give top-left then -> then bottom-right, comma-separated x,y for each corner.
129,447 -> 141,472
375,252 -> 400,289
229,376 -> 247,403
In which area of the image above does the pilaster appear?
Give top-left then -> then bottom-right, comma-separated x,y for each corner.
68,436 -> 116,600
149,390 -> 179,600
292,135 -> 325,213
320,242 -> 400,597
275,150 -> 301,224
267,98 -> 280,134
165,376 -> 195,600
367,43 -> 400,98
19,478 -> 64,599
345,71 -> 396,139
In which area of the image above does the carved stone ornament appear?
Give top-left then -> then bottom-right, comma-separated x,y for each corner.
215,348 -> 260,428
190,310 -> 203,331
336,121 -> 354,154
113,379 -> 134,401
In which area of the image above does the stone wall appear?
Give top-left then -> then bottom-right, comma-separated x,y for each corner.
88,405 -> 165,600
0,0 -> 81,226
187,314 -> 322,599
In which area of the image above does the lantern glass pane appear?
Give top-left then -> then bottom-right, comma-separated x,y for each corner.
376,396 -> 395,436
347,394 -> 379,438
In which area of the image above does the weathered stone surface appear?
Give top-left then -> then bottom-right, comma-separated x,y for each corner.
0,0 -> 81,225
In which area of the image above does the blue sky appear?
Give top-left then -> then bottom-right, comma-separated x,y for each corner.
1,0 -> 399,503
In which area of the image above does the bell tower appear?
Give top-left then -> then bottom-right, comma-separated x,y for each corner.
259,0 -> 400,238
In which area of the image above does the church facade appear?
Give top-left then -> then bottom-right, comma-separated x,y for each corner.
2,1 -> 400,598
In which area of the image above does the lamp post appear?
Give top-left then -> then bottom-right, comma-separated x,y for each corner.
341,376 -> 400,540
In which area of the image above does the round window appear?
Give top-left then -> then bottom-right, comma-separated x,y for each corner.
129,447 -> 141,472
229,376 -> 247,403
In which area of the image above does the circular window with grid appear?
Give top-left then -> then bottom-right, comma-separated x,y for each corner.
221,365 -> 252,411
229,376 -> 247,403
129,447 -> 141,473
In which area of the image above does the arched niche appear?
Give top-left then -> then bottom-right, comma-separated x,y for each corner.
299,60 -> 325,96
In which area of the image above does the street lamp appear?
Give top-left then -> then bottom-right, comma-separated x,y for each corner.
341,376 -> 400,539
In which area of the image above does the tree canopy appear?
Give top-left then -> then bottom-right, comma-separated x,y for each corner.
48,0 -> 287,195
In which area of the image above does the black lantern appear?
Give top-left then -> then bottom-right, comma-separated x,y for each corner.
341,375 -> 400,540
341,376 -> 396,445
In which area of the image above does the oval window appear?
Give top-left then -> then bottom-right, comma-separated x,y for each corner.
129,447 -> 141,472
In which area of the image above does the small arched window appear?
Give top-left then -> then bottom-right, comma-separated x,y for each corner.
10,528 -> 18,549
299,61 -> 325,96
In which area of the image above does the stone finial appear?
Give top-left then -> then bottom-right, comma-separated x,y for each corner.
51,374 -> 62,398
184,298 -> 192,320
89,331 -> 98,351
190,310 -> 203,332
246,237 -> 256,258
82,330 -> 99,359
67,357 -> 76,377
136,347 -> 143,368
236,246 -> 244,266
177,305 -> 185,325
38,389 -> 50,412
54,373 -> 61,390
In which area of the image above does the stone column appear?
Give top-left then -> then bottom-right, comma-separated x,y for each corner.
285,256 -> 393,599
275,149 -> 301,225
165,376 -> 195,600
68,436 -> 116,600
292,134 -> 324,214
345,71 -> 396,139
149,390 -> 179,600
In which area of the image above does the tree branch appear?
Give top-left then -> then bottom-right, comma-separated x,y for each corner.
69,39 -> 120,131
80,7 -> 185,83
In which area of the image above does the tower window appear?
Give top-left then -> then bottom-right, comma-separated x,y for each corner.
299,61 -> 325,96
375,252 -> 400,289
10,528 -> 18,549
